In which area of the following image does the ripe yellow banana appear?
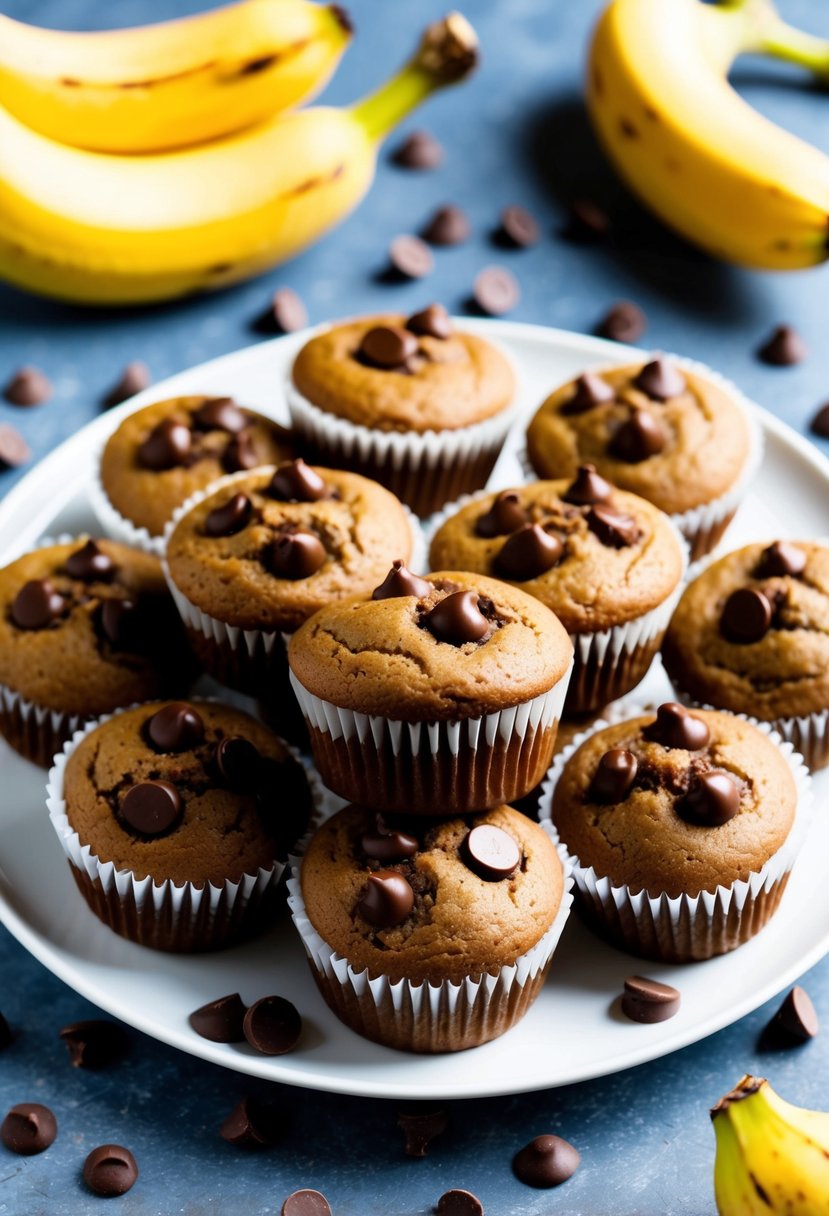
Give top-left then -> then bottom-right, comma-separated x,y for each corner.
712,1075 -> 829,1213
587,0 -> 829,270
0,14 -> 477,307
0,0 -> 352,154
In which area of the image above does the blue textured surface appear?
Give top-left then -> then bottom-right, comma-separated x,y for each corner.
1,1 -> 829,1212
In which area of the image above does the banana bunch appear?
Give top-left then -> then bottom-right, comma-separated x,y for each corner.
712,1075 -> 829,1213
587,0 -> 829,270
0,5 -> 477,305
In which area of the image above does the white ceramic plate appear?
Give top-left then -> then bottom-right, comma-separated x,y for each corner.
1,320 -> 828,1101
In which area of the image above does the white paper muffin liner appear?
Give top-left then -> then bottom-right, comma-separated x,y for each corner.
538,703 -> 812,963
285,819 -> 574,1053
89,446 -> 165,556
45,705 -> 325,953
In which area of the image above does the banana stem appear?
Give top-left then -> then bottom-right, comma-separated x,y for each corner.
717,0 -> 829,81
351,12 -> 478,143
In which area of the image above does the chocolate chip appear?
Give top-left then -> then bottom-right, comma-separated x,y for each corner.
494,524 -> 564,581
270,287 -> 308,334
589,748 -> 638,802
389,234 -> 434,280
189,993 -> 247,1043
643,702 -> 710,750
761,986 -> 819,1049
472,266 -> 519,315
0,1013 -> 10,1050
397,1108 -> 448,1157
3,365 -> 51,406
138,417 -> 191,470
11,579 -> 66,630
147,702 -> 204,752
361,814 -> 418,863
567,198 -> 610,240
215,736 -> 261,790
59,1020 -> 127,1068
586,504 -> 640,548
0,424 -> 30,468
357,871 -> 414,927
372,560 -> 432,600
266,531 -> 326,580
720,587 -> 773,643
499,204 -> 540,248
359,325 -> 418,370
621,975 -> 681,1023
755,541 -> 806,579
436,1189 -> 483,1216
475,491 -> 529,538
100,597 -> 140,649
102,361 -> 151,408
205,492 -> 253,537
512,1134 -> 581,1187
422,204 -> 470,246
425,590 -> 489,644
392,129 -> 443,169
633,357 -> 686,400
463,824 -> 520,881
1,1103 -> 57,1155
243,995 -> 302,1055
562,463 -> 613,505
610,408 -> 667,462
282,1191 -> 332,1216
221,1097 -> 284,1147
406,303 -> 452,340
810,402 -> 829,438
677,770 -> 740,826
223,429 -> 259,473
758,324 -> 807,366
561,372 -> 614,415
193,397 -> 248,433
596,300 -> 646,343
120,780 -> 183,836
66,539 -> 116,582
83,1145 -> 138,1197
269,458 -> 328,503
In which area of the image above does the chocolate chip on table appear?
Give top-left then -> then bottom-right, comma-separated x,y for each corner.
362,814 -> 419,863
610,407 -> 667,462
562,463 -> 613,506
138,417 -> 192,470
243,995 -> 302,1056
463,824 -> 520,881
760,986 -> 819,1050
189,993 -> 248,1043
221,1097 -> 284,1147
3,365 -> 52,406
499,204 -> 540,248
392,129 -> 443,169
596,300 -> 646,343
266,531 -> 327,580
475,491 -> 529,538
512,1134 -> 581,1187
205,493 -> 253,538
223,429 -> 259,473
389,234 -> 434,280
0,1013 -> 11,1050
566,197 -> 611,240
102,361 -> 151,408
59,1020 -> 128,1068
372,560 -> 432,600
643,702 -> 710,750
357,871 -> 415,928
810,402 -> 829,438
586,505 -> 640,548
436,1189 -> 484,1216
83,1145 -> 138,1197
757,324 -> 807,366
119,780 -> 183,836
215,736 -> 261,790
11,579 -> 66,630
397,1107 -> 448,1157
282,1190 -> 332,1216
561,372 -> 615,415
755,540 -> 806,579
621,975 -> 681,1024
147,702 -> 205,753
472,265 -> 519,316
633,356 -> 686,400
425,590 -> 489,644
589,748 -> 638,803
1,1103 -> 57,1155
269,458 -> 328,502
494,524 -> 564,581
407,302 -> 452,340
0,424 -> 31,469
359,324 -> 418,370
66,539 -> 116,582
271,287 -> 308,333
720,587 -> 773,644
677,770 -> 740,826
422,204 -> 470,246
193,396 -> 248,433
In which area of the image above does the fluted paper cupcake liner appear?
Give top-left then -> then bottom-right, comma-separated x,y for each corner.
0,682 -> 85,769
289,661 -> 572,813
538,705 -> 812,963
285,821 -> 574,1053
89,447 -> 165,556
45,706 -> 325,953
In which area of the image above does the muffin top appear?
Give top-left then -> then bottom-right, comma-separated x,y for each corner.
662,541 -> 829,721
288,568 -> 573,721
164,461 -> 414,633
429,469 -> 684,633
301,802 -> 564,983
101,394 -> 294,537
526,359 -> 751,515
0,538 -> 192,715
63,701 -> 312,886
550,704 -> 796,898
291,306 -> 515,433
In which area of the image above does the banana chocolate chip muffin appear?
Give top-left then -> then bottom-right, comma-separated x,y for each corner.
0,538 -> 192,767
289,802 -> 571,1052
94,394 -> 294,552
288,567 -> 573,813
288,305 -> 516,516
429,466 -> 685,713
662,540 -> 829,770
48,700 -> 313,952
526,358 -> 758,559
543,702 -> 807,962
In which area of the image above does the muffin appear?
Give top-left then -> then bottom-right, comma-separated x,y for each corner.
288,305 -> 516,516
428,467 -> 686,713
47,700 -> 314,952
93,394 -> 295,553
288,568 -> 573,813
525,357 -> 760,559
0,538 -> 193,767
541,702 -> 809,963
288,802 -> 572,1052
662,541 -> 829,771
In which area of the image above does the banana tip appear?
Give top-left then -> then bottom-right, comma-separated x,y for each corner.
417,13 -> 479,81
710,1075 -> 766,1121
330,4 -> 354,37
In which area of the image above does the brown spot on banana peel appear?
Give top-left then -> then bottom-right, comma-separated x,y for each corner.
643,105 -> 659,121
748,1175 -> 773,1208
57,39 -> 309,92
619,117 -> 638,138
285,164 -> 345,196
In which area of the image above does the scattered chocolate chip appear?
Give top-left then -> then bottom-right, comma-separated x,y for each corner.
1,1103 -> 57,1155
215,736 -> 261,791
282,1191 -> 332,1216
436,1189 -> 483,1216
266,531 -> 326,580
633,357 -> 686,401
512,1134 -> 580,1187
223,429 -> 259,473
102,361 -> 151,408
120,780 -> 183,836
205,492 -> 253,537
3,365 -> 52,407
66,539 -> 116,582
407,303 -> 452,340
59,1020 -> 127,1069
243,995 -> 302,1056
810,402 -> 829,438
589,748 -> 638,803
677,770 -> 740,826
357,870 -> 414,927
761,986 -> 819,1049
562,463 -> 613,505
269,458 -> 327,503
586,505 -> 640,548
643,702 -> 710,750
621,975 -> 681,1023
0,424 -> 30,468
472,266 -> 519,316
562,372 -> 615,415
596,300 -> 646,343
755,540 -> 806,579
193,397 -> 248,433
372,560 -> 432,600
475,491 -> 529,538
610,407 -> 667,462
463,824 -> 520,881
189,993 -> 247,1043
100,597 -> 140,649
221,1097 -> 284,1147
362,815 -> 419,863
425,590 -> 489,644
392,130 -> 443,169
0,1013 -> 10,1050
359,325 -> 418,370
758,324 -> 807,366
494,524 -> 564,581
499,204 -> 540,248
389,234 -> 434,280
269,288 -> 308,334
138,418 -> 192,470
567,198 -> 610,240
83,1145 -> 138,1197
720,587 -> 773,644
11,579 -> 66,630
397,1108 -> 448,1158
147,702 -> 204,753
422,204 -> 470,246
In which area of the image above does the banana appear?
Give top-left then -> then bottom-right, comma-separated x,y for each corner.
712,1074 -> 829,1214
587,0 -> 829,270
0,0 -> 352,154
0,15 -> 477,307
